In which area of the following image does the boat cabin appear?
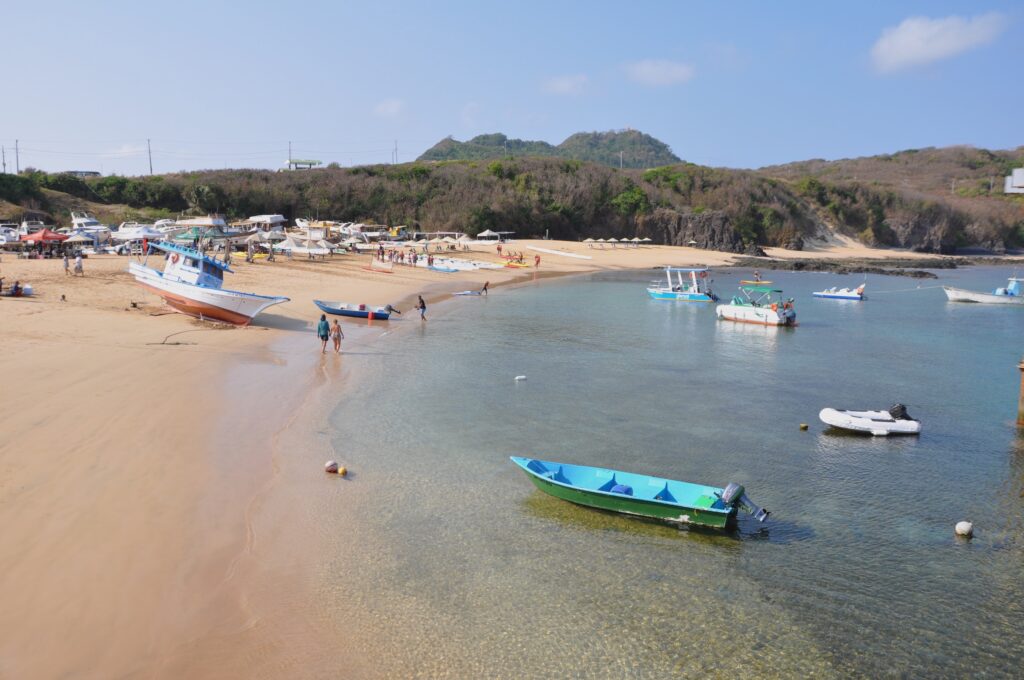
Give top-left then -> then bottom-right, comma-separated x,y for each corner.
148,242 -> 230,289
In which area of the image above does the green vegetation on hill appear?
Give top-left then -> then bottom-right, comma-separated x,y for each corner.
2,144 -> 1022,254
418,130 -> 681,169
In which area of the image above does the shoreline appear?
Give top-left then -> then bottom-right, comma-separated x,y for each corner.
0,237 -> 1018,675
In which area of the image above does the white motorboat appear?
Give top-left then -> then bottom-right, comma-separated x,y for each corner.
129,242 -> 289,325
813,283 -> 865,300
819,404 -> 921,436
69,211 -> 112,243
716,285 -> 796,326
272,234 -> 332,257
110,222 -> 166,241
18,219 -> 47,236
0,223 -> 20,244
943,277 -> 1024,305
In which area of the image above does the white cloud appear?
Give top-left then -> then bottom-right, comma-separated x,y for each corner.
373,98 -> 405,117
625,59 -> 696,86
542,74 -> 588,95
870,13 -> 1005,73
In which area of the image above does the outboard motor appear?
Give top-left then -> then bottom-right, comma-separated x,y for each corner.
721,482 -> 770,522
889,403 -> 911,420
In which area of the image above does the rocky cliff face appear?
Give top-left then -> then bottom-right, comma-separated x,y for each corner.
885,205 -> 963,254
636,208 -> 748,253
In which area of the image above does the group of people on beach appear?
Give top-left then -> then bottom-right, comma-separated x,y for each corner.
62,253 -> 84,276
316,315 -> 345,353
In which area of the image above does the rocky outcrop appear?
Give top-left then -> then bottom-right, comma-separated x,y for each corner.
884,204 -> 963,254
636,208 -> 747,253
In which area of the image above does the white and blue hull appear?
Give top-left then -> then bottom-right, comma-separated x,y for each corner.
647,288 -> 716,302
813,291 -> 863,300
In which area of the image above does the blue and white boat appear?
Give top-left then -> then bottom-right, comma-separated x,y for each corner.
646,266 -> 718,302
813,283 -> 866,300
129,242 -> 289,325
944,277 -> 1024,305
314,299 -> 394,320
510,457 -> 768,530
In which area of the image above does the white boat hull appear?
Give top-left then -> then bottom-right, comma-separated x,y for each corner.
129,263 -> 288,325
716,304 -> 795,326
943,286 -> 1024,305
819,408 -> 921,436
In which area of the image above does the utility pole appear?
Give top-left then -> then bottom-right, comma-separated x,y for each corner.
619,150 -> 623,169
504,139 -> 508,158
15,139 -> 19,174
394,139 -> 398,164
288,141 -> 292,170
147,138 -> 153,175
1,146 -> 5,174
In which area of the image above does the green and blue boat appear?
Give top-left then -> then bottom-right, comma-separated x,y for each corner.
511,457 -> 769,530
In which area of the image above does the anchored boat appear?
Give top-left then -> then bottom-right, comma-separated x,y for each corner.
813,283 -> 866,300
129,242 -> 288,325
510,457 -> 768,530
716,285 -> 796,326
819,403 -> 921,436
943,277 -> 1024,305
646,266 -> 718,302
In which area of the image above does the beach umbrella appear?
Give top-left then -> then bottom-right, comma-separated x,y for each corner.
442,236 -> 457,243
596,238 -> 606,243
21,228 -> 68,243
429,237 -> 443,243
417,239 -> 428,244
687,240 -> 698,246
642,237 -> 652,242
607,238 -> 618,243
583,238 -> 595,243
64,233 -> 94,244
631,237 -> 641,242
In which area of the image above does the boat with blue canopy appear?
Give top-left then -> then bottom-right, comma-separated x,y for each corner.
944,276 -> 1024,305
510,457 -> 769,530
646,266 -> 718,302
716,285 -> 796,326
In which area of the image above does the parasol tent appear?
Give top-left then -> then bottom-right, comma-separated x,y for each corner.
21,228 -> 68,243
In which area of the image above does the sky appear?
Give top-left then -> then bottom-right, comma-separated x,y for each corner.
2,1 -> 1022,176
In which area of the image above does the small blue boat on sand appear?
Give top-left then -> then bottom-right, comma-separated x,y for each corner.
314,299 -> 394,320
511,457 -> 768,530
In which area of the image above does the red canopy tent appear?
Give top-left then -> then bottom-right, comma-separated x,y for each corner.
20,229 -> 68,243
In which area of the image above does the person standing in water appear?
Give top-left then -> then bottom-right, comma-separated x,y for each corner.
317,314 -> 330,353
330,319 -> 345,353
417,295 -> 427,321
481,281 -> 489,295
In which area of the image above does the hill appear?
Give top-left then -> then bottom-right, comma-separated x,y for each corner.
417,130 -> 681,168
2,145 -> 1022,254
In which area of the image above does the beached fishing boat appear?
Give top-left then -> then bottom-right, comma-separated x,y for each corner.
813,283 -> 866,300
129,242 -> 289,325
510,457 -> 769,530
716,285 -> 796,326
819,404 -> 921,436
646,266 -> 718,302
313,299 -> 393,320
943,277 -> 1024,305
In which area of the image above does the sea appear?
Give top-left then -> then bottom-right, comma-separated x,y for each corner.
305,265 -> 1024,678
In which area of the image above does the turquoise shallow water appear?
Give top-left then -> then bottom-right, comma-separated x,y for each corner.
309,265 -> 1024,678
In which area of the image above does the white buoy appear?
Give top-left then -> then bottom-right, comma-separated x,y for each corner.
514,375 -> 527,381
325,460 -> 339,474
955,521 -> 973,538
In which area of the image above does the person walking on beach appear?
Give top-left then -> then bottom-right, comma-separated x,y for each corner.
534,254 -> 541,268
317,314 -> 331,353
417,295 -> 427,321
63,253 -> 70,276
74,253 -> 84,276
330,319 -> 345,353
481,280 -> 489,295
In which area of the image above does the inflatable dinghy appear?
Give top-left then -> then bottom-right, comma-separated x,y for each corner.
819,403 -> 921,436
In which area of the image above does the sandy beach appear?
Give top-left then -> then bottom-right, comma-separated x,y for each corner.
0,237 -> 997,677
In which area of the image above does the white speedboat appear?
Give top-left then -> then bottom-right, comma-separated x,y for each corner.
813,283 -> 865,300
943,277 -> 1024,305
819,404 -> 921,436
716,285 -> 796,326
129,242 -> 289,325
69,211 -> 112,243
110,222 -> 166,241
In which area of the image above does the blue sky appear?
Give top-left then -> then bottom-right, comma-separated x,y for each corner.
2,1 -> 1021,175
